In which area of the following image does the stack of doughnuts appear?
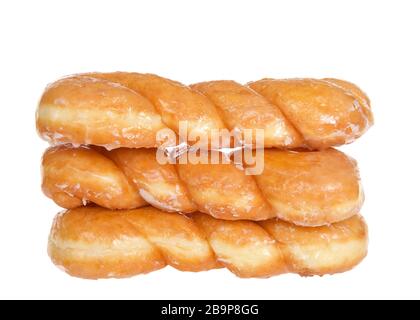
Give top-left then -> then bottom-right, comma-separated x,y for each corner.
36,72 -> 373,279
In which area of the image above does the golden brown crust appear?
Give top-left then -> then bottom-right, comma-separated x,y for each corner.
192,214 -> 287,277
191,80 -> 303,148
248,78 -> 373,149
37,73 -> 372,150
88,73 -> 226,144
48,208 -> 165,278
255,149 -> 364,226
261,215 -> 368,275
37,75 -> 168,149
42,146 -> 146,209
48,207 -> 368,279
176,158 -> 273,220
42,146 -> 363,226
108,148 -> 197,212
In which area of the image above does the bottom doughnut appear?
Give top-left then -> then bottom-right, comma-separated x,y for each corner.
48,207 -> 368,279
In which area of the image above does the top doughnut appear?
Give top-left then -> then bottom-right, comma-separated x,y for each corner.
36,72 -> 373,150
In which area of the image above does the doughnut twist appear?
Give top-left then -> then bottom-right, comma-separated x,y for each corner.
42,145 -> 363,226
48,206 -> 368,279
37,72 -> 373,150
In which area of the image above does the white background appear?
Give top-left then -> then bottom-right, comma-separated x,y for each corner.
0,0 -> 419,299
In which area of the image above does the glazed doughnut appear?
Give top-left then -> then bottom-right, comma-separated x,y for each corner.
37,72 -> 373,150
48,206 -> 368,279
42,145 -> 363,226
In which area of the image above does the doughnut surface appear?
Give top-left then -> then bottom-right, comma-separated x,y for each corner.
37,73 -> 373,150
37,75 -> 168,149
48,206 -> 368,279
248,78 -> 373,149
42,146 -> 363,225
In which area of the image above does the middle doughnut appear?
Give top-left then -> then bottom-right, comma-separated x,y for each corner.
42,146 -> 363,226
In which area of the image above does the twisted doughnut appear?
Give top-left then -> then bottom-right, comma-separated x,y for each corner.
48,206 -> 368,279
42,145 -> 363,226
37,72 -> 372,150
